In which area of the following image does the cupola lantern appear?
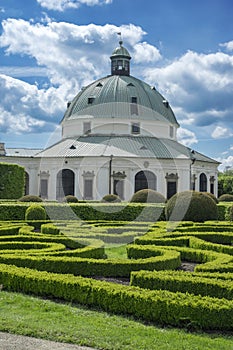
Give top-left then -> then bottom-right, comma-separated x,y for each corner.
110,39 -> 131,76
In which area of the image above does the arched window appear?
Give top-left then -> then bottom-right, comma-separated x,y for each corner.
135,170 -> 156,193
199,173 -> 207,192
56,169 -> 75,200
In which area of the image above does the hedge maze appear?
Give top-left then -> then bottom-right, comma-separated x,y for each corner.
0,219 -> 232,331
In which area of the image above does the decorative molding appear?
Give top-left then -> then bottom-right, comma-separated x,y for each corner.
112,171 -> 126,179
82,170 -> 95,178
39,170 -> 50,178
165,172 -> 179,181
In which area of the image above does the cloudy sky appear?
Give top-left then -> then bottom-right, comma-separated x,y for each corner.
0,0 -> 233,170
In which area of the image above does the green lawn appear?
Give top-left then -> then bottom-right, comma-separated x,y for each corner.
0,291 -> 232,350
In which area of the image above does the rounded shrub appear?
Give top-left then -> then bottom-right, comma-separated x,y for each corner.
165,191 -> 218,222
41,223 -> 60,235
205,192 -> 219,204
101,194 -> 121,203
130,189 -> 166,203
218,194 -> 233,202
227,206 -> 233,221
25,204 -> 47,229
63,195 -> 79,203
19,195 -> 43,202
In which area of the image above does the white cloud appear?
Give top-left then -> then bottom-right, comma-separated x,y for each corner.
220,40 -> 233,52
0,20 -> 152,134
37,0 -> 112,12
133,42 -> 161,63
0,19 -> 146,91
1,16 -> 233,149
177,127 -> 198,147
143,50 -> 233,135
217,155 -> 233,172
211,126 -> 233,139
0,73 -> 65,134
0,106 -> 45,134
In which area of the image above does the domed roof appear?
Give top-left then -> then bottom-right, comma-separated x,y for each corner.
110,41 -> 131,59
63,74 -> 178,126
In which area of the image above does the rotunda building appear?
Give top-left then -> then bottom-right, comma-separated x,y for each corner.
0,41 -> 219,200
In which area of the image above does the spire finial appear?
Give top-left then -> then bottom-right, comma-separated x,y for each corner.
117,32 -> 123,46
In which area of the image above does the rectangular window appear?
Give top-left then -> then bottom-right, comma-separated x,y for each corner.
84,179 -> 93,199
131,122 -> 140,134
117,60 -> 123,70
83,122 -> 91,135
170,126 -> 174,138
88,97 -> 95,104
40,179 -> 48,199
114,179 -> 124,199
131,97 -> 137,103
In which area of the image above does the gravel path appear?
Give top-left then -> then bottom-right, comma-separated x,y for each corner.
0,332 -> 97,350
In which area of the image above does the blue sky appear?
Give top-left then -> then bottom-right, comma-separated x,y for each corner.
0,0 -> 233,171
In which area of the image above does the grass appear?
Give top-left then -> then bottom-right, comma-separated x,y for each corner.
105,244 -> 128,259
0,291 -> 232,350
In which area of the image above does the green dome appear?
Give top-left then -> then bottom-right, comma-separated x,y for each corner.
63,74 -> 178,125
110,43 -> 131,58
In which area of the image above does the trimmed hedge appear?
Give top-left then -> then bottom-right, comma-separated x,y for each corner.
0,163 -> 25,199
19,195 -> 43,202
165,191 -> 218,222
218,194 -> 233,202
101,194 -> 121,203
0,203 -> 166,222
130,270 -> 233,300
0,249 -> 181,277
0,264 -> 232,330
130,189 -> 166,203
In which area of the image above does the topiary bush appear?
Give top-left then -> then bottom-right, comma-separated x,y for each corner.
130,189 -> 166,203
101,194 -> 121,203
165,191 -> 218,222
19,195 -> 43,202
41,223 -> 60,235
205,192 -> 219,204
226,205 -> 233,221
25,204 -> 47,229
63,195 -> 79,203
0,163 -> 25,199
218,194 -> 233,202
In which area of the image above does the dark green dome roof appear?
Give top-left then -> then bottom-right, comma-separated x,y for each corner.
63,74 -> 178,125
110,43 -> 131,58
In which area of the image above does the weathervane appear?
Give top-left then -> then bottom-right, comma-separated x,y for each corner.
117,31 -> 123,46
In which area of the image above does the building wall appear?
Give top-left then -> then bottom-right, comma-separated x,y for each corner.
0,155 -> 219,201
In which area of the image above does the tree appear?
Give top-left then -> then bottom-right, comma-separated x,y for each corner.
218,171 -> 233,197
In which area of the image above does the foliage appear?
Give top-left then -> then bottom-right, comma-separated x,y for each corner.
218,173 -> 233,196
0,203 -> 166,221
19,195 -> 43,202
0,220 -> 233,332
101,194 -> 121,202
130,189 -> 166,203
0,163 -> 25,199
130,270 -> 233,300
226,205 -> 233,221
0,264 -> 232,331
63,195 -> 79,203
41,223 -> 60,235
205,192 -> 218,203
25,204 -> 47,229
165,191 -> 218,222
218,194 -> 233,202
